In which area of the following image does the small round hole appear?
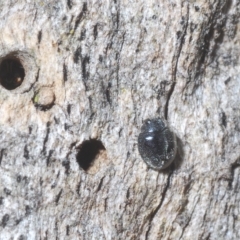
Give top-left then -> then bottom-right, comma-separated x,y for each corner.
76,139 -> 106,171
0,56 -> 25,90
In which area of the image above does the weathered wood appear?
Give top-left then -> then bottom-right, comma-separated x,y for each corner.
0,0 -> 239,239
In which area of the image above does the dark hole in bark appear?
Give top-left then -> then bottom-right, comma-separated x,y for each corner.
76,139 -> 105,171
0,56 -> 25,90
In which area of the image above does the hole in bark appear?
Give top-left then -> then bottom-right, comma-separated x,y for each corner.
0,55 -> 25,90
33,87 -> 55,111
76,139 -> 106,171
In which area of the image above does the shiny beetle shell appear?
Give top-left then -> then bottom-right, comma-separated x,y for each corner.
138,118 -> 177,170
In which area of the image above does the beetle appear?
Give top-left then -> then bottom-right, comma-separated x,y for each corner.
138,118 -> 177,170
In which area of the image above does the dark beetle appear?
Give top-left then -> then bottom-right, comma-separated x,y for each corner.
0,58 -> 25,90
138,118 -> 177,170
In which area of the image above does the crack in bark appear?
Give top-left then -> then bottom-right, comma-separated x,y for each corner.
96,176 -> 105,192
0,149 -> 5,165
23,145 -> 29,159
66,224 -> 70,236
55,219 -> 59,239
103,0 -> 125,107
93,23 -> 98,40
63,62 -> 68,82
164,3 -> 189,119
22,67 -> 40,94
37,30 -> 42,44
55,189 -> 63,205
115,31 -> 125,90
46,149 -> 54,166
145,170 -> 173,240
62,160 -> 70,175
42,122 -> 51,155
73,2 -> 87,32
179,196 -> 200,240
228,158 -> 240,190
67,0 -> 72,10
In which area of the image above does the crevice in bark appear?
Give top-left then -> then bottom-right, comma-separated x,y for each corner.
42,122 -> 51,155
105,82 -> 112,105
228,158 -> 240,190
73,2 -> 87,32
37,30 -> 42,44
0,149 -> 5,165
164,3 -> 189,119
23,145 -> 29,159
63,62 -> 68,82
96,176 -> 105,192
35,68 -> 40,82
81,55 -> 90,81
55,189 -> 63,205
23,77 -> 37,100
66,225 -> 70,236
186,1 -> 233,96
4,188 -> 11,195
67,104 -> 71,115
55,220 -> 59,238
46,150 -> 54,166
103,0 -> 124,107
164,81 -> 176,120
93,23 -> 98,40
62,160 -> 70,175
76,181 -> 81,196
73,47 -> 81,63
18,235 -> 26,240
1,214 -> 9,228
67,0 -> 72,10
145,170 -> 173,239
0,197 -> 3,205
179,197 -> 200,239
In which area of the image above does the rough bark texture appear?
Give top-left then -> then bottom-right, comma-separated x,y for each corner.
0,0 -> 239,239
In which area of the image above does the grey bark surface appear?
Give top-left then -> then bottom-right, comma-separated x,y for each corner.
0,0 -> 239,239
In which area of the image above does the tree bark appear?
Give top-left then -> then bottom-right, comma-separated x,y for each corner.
0,0 -> 239,239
